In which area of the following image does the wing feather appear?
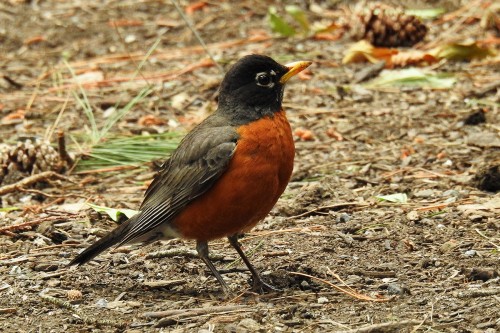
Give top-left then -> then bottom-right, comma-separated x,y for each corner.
115,119 -> 239,246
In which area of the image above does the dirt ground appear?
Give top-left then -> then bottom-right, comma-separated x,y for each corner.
0,1 -> 499,332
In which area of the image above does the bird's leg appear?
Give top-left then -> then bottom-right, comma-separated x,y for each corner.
227,234 -> 280,293
196,241 -> 229,293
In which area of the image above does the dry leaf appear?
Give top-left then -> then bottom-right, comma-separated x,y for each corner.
138,115 -> 167,127
390,50 -> 437,68
294,128 -> 315,141
343,40 -> 397,65
430,41 -> 497,61
326,128 -> 343,141
1,109 -> 25,124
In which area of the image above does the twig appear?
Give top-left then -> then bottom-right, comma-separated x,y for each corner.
474,228 -> 500,250
142,305 -> 251,328
145,248 -> 225,261
143,279 -> 186,288
0,171 -> 72,196
170,0 -> 224,74
336,320 -> 422,333
74,165 -> 139,175
454,288 -> 500,298
238,225 -> 327,242
142,305 -> 249,318
290,271 -> 389,302
287,202 -> 368,219
0,214 -> 81,235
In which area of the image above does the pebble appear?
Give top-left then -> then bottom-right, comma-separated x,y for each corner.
469,214 -> 483,222
387,283 -> 410,295
46,279 -> 61,288
237,318 -> 261,332
442,189 -> 459,197
336,213 -> 351,223
406,210 -> 419,221
95,298 -> 108,308
317,297 -> 329,304
464,250 -> 476,257
9,266 -> 22,275
124,34 -> 136,43
300,280 -> 310,289
414,189 -> 434,198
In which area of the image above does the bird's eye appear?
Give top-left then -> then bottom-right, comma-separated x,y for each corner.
256,73 -> 273,87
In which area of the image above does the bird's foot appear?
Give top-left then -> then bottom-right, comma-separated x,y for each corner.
251,278 -> 282,294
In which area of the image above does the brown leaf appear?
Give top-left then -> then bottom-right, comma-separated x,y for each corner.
294,128 -> 315,141
343,40 -> 397,65
390,50 -> 438,68
1,109 -> 25,124
138,115 -> 167,127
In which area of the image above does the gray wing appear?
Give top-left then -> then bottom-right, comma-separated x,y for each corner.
116,121 -> 239,246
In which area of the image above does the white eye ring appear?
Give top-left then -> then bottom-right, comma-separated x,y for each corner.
255,72 -> 275,88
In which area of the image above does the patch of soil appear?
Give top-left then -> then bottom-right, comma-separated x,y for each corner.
1,1 -> 499,332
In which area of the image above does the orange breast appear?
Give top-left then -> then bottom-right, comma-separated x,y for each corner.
173,110 -> 295,241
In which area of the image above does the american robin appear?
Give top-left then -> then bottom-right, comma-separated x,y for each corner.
69,54 -> 312,293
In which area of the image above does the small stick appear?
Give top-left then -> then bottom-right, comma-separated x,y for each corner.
290,271 -> 389,302
145,248 -> 226,261
0,214 -> 79,235
336,320 -> 422,333
142,305 -> 249,319
0,171 -> 72,196
170,0 -> 224,74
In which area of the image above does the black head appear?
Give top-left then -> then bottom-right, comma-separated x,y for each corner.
217,55 -> 310,122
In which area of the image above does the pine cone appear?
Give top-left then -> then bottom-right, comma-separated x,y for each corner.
0,139 -> 64,185
349,5 -> 428,47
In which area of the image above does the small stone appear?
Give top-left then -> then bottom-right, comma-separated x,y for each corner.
387,283 -> 411,295
442,189 -> 459,197
300,280 -> 310,289
317,297 -> 329,304
443,159 -> 453,167
470,214 -> 483,222
414,189 -> 434,198
95,298 -> 108,308
464,250 -> 476,257
124,34 -> 136,43
46,279 -> 60,288
406,210 -> 419,221
237,318 -> 261,332
336,213 -> 351,223
440,239 -> 458,253
9,266 -> 22,275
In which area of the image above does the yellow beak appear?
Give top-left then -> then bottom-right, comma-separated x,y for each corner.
279,61 -> 312,84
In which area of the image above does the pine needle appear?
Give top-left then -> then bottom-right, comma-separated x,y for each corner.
76,132 -> 182,171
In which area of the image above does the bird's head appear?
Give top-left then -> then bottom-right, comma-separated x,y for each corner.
217,54 -> 311,121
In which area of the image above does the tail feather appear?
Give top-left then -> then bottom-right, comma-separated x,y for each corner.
69,215 -> 136,266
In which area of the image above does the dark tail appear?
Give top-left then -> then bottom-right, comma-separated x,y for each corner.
69,215 -> 137,266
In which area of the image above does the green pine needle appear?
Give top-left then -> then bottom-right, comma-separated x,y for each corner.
76,132 -> 182,171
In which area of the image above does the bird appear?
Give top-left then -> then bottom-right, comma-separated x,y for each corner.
69,54 -> 312,293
